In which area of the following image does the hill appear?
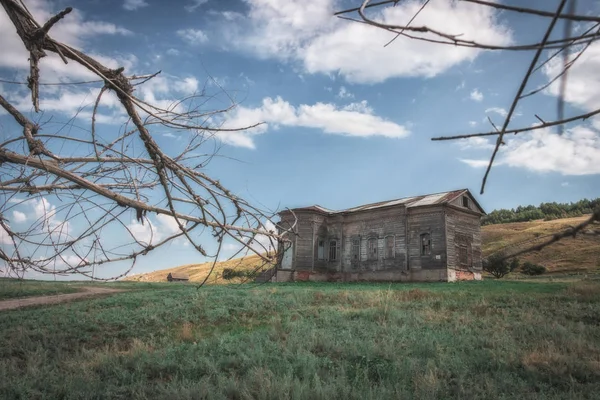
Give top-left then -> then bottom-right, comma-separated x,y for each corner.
123,253 -> 275,284
125,215 -> 599,282
482,215 -> 599,273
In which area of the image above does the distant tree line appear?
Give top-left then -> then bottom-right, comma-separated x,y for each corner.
482,198 -> 600,226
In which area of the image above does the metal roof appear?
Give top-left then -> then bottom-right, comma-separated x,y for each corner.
285,189 -> 483,215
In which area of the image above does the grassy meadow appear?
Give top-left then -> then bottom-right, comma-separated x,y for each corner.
1,279 -> 599,399
0,278 -> 81,300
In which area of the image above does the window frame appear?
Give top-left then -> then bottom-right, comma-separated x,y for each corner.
317,238 -> 325,261
351,238 -> 360,262
384,235 -> 395,259
420,233 -> 431,256
329,239 -> 338,262
367,237 -> 378,261
462,195 -> 470,209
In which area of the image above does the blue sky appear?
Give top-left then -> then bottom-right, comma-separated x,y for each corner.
1,0 -> 599,279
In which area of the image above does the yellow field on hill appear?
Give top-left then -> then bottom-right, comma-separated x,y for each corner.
124,254 -> 275,284
482,215 -> 599,273
125,215 -> 599,282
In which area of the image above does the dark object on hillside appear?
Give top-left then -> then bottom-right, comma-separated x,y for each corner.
167,273 -> 189,282
222,268 -> 258,281
483,253 -> 519,279
521,262 -> 546,276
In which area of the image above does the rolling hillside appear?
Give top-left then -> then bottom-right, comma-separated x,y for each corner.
125,215 -> 599,282
482,215 -> 599,273
123,254 -> 275,284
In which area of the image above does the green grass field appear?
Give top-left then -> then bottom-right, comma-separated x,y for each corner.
0,278 -> 81,300
1,279 -> 599,399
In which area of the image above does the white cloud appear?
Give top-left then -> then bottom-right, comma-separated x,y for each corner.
485,107 -> 508,117
457,137 -> 493,150
12,211 -> 27,223
561,182 -> 569,187
543,41 -> 600,112
219,0 -> 511,83
167,48 -> 180,56
173,77 -> 199,94
470,89 -> 483,102
185,0 -> 209,12
0,224 -> 12,245
126,214 -> 185,246
337,86 -> 354,99
177,28 -> 208,45
469,121 -> 478,127
456,80 -> 466,90
460,126 -> 600,175
218,96 -> 409,148
123,0 -> 148,11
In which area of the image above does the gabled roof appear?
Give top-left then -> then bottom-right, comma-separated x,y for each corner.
282,189 -> 485,216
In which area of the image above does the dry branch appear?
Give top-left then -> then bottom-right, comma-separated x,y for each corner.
0,0 -> 294,280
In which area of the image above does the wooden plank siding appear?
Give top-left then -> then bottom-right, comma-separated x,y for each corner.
445,207 -> 483,272
406,207 -> 447,270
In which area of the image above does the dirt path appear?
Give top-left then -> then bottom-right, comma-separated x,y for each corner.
0,287 -> 124,311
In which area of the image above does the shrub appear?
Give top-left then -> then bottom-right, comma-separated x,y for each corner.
522,262 -> 546,276
222,268 -> 258,280
483,253 -> 519,279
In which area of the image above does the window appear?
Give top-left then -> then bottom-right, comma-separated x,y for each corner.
351,238 -> 360,261
367,237 -> 378,260
458,245 -> 468,266
462,195 -> 470,209
317,239 -> 325,260
420,233 -> 431,256
385,236 -> 395,259
329,240 -> 338,261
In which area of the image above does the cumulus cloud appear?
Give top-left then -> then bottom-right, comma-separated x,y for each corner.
216,0 -> 511,83
543,41 -> 600,112
12,211 -> 27,223
218,96 -> 409,148
485,107 -> 508,117
470,89 -> 483,102
126,214 -> 185,246
460,126 -> 600,175
123,0 -> 148,11
177,28 -> 209,45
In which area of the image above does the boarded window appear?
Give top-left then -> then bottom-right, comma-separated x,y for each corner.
367,237 -> 378,260
351,239 -> 360,261
385,236 -> 395,259
317,239 -> 325,260
458,245 -> 468,266
329,240 -> 338,261
420,233 -> 431,256
462,196 -> 469,208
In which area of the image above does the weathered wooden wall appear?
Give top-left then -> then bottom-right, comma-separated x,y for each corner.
341,207 -> 407,272
445,207 -> 483,274
406,207 -> 447,270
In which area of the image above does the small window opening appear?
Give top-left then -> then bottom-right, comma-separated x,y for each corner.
329,240 -> 338,261
317,239 -> 325,260
351,239 -> 360,261
420,233 -> 431,256
462,196 -> 470,208
367,237 -> 378,260
385,236 -> 395,259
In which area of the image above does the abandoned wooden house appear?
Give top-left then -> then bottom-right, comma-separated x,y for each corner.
275,189 -> 485,282
166,272 -> 190,282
